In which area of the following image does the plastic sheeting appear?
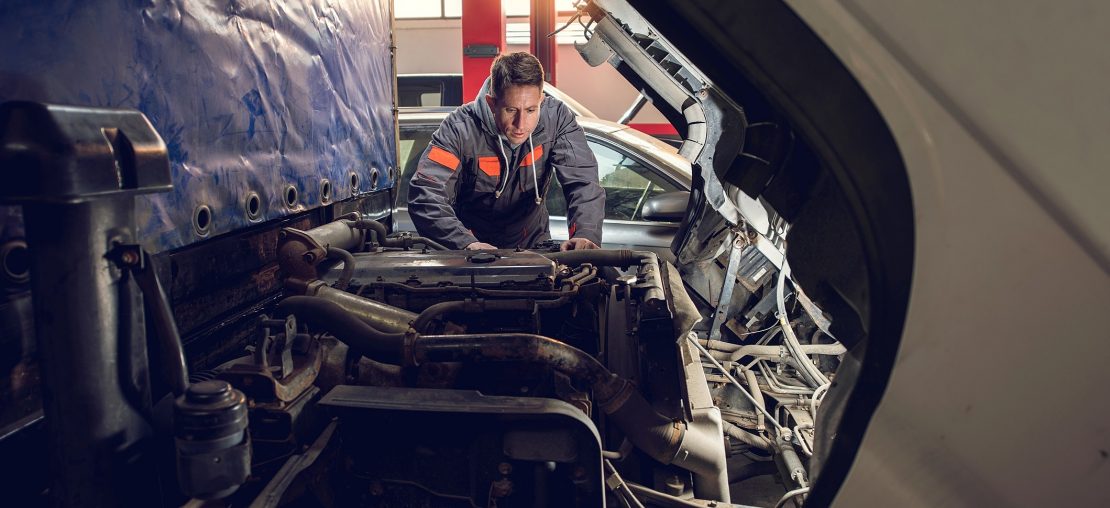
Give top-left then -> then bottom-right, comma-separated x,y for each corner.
0,0 -> 397,252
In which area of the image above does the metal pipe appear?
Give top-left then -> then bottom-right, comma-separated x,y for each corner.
413,333 -> 611,384
326,247 -> 356,290
542,249 -> 652,268
411,297 -> 576,333
625,482 -> 706,508
296,280 -> 417,333
743,367 -> 766,432
349,218 -> 387,244
369,280 -> 579,298
687,334 -> 784,431
269,298 -> 708,482
774,487 -> 810,508
701,341 -> 846,360
776,263 -> 829,387
275,296 -> 406,364
303,219 -> 363,252
349,219 -> 448,250
618,93 -> 649,125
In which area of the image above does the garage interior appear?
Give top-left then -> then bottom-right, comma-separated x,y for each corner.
0,1 -> 1106,507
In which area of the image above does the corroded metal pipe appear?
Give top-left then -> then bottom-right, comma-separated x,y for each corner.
290,280 -> 418,334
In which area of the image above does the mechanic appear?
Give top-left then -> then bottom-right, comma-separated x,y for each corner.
408,52 -> 605,251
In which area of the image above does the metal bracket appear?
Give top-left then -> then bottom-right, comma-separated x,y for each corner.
708,235 -> 745,341
463,44 -> 500,58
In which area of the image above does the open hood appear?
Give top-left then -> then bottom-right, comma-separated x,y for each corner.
574,0 -> 793,308
574,1 -> 917,505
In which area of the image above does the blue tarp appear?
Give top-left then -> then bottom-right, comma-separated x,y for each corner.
0,0 -> 397,252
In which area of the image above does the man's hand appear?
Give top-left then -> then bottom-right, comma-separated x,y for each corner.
466,241 -> 497,250
560,238 -> 599,251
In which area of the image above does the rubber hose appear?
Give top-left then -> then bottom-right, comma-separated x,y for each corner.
542,249 -> 649,268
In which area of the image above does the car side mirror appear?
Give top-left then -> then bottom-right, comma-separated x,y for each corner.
641,191 -> 689,222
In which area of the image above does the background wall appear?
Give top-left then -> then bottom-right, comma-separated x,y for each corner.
395,17 -> 669,124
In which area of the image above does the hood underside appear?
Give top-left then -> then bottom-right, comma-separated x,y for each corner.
574,1 -> 916,505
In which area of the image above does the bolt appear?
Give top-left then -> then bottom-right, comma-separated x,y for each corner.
120,250 -> 139,266
498,462 -> 513,475
303,252 -> 316,263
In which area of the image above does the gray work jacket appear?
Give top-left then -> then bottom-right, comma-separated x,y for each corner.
407,81 -> 604,249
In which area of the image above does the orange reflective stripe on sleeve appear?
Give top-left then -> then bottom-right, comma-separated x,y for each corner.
427,146 -> 460,171
520,145 -> 544,167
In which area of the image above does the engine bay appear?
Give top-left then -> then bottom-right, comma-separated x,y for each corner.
158,215 -> 842,507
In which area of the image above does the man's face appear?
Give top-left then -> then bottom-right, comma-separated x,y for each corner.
485,84 -> 543,146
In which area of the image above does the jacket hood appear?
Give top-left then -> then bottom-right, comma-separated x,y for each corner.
471,76 -> 551,143
474,77 -> 501,138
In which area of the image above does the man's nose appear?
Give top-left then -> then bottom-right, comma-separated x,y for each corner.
512,112 -> 523,129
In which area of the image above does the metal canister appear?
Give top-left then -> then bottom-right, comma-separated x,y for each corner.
174,380 -> 251,500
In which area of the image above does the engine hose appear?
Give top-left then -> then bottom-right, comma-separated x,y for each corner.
275,296 -> 405,364
348,219 -> 448,250
346,219 -> 387,244
401,235 -> 449,251
411,297 -> 573,333
413,333 -> 611,384
722,421 -> 773,451
326,247 -> 356,290
542,249 -> 652,268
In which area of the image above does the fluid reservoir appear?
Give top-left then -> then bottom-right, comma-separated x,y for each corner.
174,380 -> 251,500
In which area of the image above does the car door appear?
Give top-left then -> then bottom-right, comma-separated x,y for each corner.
547,136 -> 684,262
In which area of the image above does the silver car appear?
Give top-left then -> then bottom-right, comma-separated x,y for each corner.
393,106 -> 691,261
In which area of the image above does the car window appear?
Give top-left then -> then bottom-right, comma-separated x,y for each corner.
397,126 -> 437,207
547,139 -> 680,221
398,83 -> 445,107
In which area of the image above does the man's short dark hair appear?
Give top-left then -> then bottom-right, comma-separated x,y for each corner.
489,52 -> 544,98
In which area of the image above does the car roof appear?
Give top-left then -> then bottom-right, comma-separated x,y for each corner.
397,108 -> 691,186
397,73 -> 599,118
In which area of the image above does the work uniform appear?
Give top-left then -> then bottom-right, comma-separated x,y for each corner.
407,80 -> 605,249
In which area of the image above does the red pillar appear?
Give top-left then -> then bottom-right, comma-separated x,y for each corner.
461,0 -> 506,102
530,0 -> 558,85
